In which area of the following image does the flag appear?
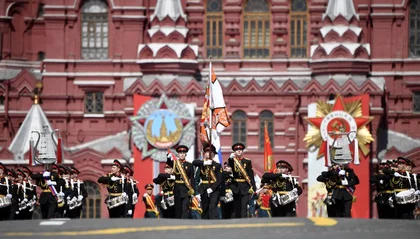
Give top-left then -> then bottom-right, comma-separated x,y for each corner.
200,62 -> 231,164
56,134 -> 63,164
28,138 -> 36,166
263,124 -> 274,172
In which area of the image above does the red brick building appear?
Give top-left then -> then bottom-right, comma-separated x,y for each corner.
1,0 -> 420,218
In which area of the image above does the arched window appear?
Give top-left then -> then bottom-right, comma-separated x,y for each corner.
37,51 -> 45,61
81,0 -> 108,59
206,0 -> 223,58
232,110 -> 247,145
243,0 -> 270,58
410,0 -> 420,57
81,180 -> 102,218
290,0 -> 308,58
259,110 -> 274,150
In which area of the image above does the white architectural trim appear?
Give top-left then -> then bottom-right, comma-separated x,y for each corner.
74,80 -> 115,86
371,71 -> 420,76
83,114 -> 105,118
136,59 -> 198,64
42,72 -> 143,77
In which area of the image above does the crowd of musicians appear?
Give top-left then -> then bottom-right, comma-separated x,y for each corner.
1,143 -> 419,221
0,163 -> 87,220
98,143 -> 303,219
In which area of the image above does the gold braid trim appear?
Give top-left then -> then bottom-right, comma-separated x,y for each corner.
175,160 -> 194,196
233,158 -> 254,194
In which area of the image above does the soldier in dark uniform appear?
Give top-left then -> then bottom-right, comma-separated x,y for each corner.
192,144 -> 222,219
0,163 -> 12,221
385,157 -> 417,219
228,143 -> 256,218
32,164 -> 60,219
67,166 -> 87,219
98,159 -> 128,218
370,160 -> 395,219
262,160 -> 302,217
5,169 -> 19,220
331,163 -> 359,218
123,165 -> 138,218
220,162 -> 235,219
143,184 -> 159,218
153,163 -> 176,218
317,166 -> 338,217
19,166 -> 37,220
166,145 -> 195,219
53,165 -> 70,218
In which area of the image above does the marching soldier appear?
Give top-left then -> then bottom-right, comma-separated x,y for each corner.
67,166 -> 87,219
54,165 -> 70,218
166,145 -> 195,219
18,166 -> 37,220
331,163 -> 359,218
6,169 -> 19,220
32,164 -> 60,219
123,165 -> 138,218
0,163 -> 12,221
153,163 -> 176,218
317,166 -> 338,217
143,183 -> 159,218
386,157 -> 417,219
370,160 -> 395,219
98,159 -> 128,218
192,144 -> 222,219
220,162 -> 234,219
262,160 -> 302,217
228,142 -> 256,218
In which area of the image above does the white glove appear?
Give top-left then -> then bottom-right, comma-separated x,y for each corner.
206,188 -> 213,195
46,180 -> 56,186
23,198 -> 28,203
339,170 -> 346,176
127,210 -> 133,215
133,193 -> 138,198
33,195 -> 36,200
379,180 -> 384,184
230,153 -> 235,159
111,176 -> 119,181
415,190 -> 420,195
66,196 -> 71,201
204,160 -> 212,165
292,188 -> 298,192
58,192 -> 65,197
195,194 -> 201,202
341,178 -> 348,186
6,194 -> 12,199
43,171 -> 50,177
167,154 -> 173,160
143,193 -> 148,198
77,195 -> 83,201
122,192 -> 127,198
169,175 -> 176,180
394,172 -> 402,177
71,197 -> 77,202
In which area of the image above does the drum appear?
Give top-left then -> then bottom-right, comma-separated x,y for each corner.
225,191 -> 234,203
0,195 -> 12,208
395,189 -> 416,204
106,195 -> 127,209
280,190 -> 299,205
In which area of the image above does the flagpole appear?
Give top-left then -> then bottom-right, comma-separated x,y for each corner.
208,57 -> 213,146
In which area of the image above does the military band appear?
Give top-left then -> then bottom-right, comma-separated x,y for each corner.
1,143 -> 420,220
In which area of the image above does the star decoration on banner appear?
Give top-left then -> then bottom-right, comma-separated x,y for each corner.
303,95 -> 374,160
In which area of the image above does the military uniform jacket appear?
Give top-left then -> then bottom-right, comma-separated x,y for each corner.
153,173 -> 175,195
385,169 -> 417,192
192,160 -> 222,195
370,172 -> 393,205
228,157 -> 256,195
70,179 -> 88,200
32,171 -> 60,204
330,168 -> 359,201
166,158 -> 195,197
317,171 -> 336,195
97,173 -> 129,200
262,173 -> 303,195
0,177 -> 10,196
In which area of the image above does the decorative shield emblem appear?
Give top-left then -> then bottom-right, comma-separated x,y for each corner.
130,94 -> 195,162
